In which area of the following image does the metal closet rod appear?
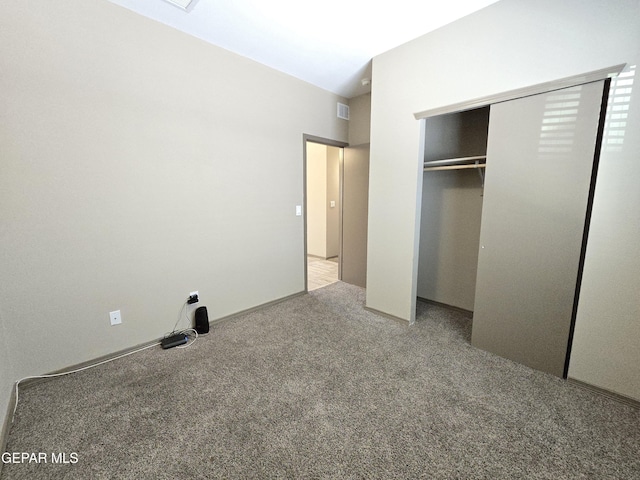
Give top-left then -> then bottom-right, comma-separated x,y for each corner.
423,155 -> 487,172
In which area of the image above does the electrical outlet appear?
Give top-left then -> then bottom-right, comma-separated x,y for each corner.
187,291 -> 199,304
109,310 -> 122,326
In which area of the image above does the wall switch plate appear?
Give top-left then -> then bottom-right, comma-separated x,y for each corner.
330,200 -> 336,208
296,205 -> 302,216
109,310 -> 122,326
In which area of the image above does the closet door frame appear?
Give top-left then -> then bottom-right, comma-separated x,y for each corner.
413,65 -> 624,122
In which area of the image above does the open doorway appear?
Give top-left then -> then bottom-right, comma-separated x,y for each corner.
303,134 -> 370,292
305,140 -> 342,291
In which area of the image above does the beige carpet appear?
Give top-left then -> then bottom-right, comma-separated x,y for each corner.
2,282 -> 639,479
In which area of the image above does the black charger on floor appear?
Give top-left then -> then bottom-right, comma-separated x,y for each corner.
161,333 -> 188,349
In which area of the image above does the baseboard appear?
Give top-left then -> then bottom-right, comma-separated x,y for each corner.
17,337 -> 162,391
416,296 -> 473,315
1,383 -> 17,475
208,291 -> 307,327
364,306 -> 411,325
568,378 -> 640,410
307,254 -> 337,261
367,299 -> 472,325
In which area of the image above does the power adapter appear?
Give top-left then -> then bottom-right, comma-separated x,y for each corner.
161,333 -> 188,349
187,294 -> 199,304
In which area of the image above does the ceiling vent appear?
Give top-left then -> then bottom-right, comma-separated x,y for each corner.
162,0 -> 199,12
337,103 -> 350,120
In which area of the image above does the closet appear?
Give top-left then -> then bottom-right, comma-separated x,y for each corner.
417,107 -> 489,311
418,78 -> 610,378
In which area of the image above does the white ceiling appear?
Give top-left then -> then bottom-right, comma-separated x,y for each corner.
107,0 -> 499,98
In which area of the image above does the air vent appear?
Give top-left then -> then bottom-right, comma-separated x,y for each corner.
337,102 -> 350,120
162,0 -> 199,11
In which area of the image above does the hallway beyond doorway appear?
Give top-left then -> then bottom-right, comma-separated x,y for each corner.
307,256 -> 338,291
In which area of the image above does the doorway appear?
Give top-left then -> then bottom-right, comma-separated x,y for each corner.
306,140 -> 342,290
303,134 -> 371,292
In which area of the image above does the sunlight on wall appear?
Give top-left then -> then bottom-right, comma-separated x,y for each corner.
537,65 -> 636,159
538,87 -> 582,159
604,65 -> 635,153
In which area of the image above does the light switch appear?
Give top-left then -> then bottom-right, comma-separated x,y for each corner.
330,201 -> 336,208
295,205 -> 302,216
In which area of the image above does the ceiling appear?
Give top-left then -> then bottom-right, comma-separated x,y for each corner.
106,0 -> 499,98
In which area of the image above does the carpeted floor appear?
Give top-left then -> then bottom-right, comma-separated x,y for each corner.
2,282 -> 639,479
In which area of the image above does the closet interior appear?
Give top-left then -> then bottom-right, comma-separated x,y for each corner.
417,106 -> 489,312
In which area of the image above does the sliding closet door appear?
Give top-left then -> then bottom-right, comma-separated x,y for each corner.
471,80 -> 607,377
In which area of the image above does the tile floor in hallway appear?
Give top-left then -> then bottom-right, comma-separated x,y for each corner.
307,256 -> 338,291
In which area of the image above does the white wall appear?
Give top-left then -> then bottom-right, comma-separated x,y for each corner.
306,143 -> 340,259
306,143 -> 328,257
367,0 -> 640,399
348,93 -> 372,146
569,64 -> 640,398
326,147 -> 341,258
0,0 -> 348,432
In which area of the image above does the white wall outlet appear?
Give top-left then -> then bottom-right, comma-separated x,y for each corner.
330,200 -> 336,208
189,291 -> 199,298
109,310 -> 122,326
296,205 -> 302,216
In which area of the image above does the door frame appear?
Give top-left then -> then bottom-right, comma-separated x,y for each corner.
302,134 -> 348,292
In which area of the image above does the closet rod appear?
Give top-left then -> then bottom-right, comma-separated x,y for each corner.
424,163 -> 486,172
423,155 -> 486,168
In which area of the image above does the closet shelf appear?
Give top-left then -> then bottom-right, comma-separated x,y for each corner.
423,155 -> 487,171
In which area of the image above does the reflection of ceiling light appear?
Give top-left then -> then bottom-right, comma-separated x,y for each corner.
162,0 -> 199,12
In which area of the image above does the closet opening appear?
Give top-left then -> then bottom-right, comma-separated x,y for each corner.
415,76 -> 614,378
417,106 -> 489,312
